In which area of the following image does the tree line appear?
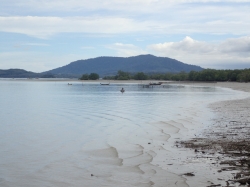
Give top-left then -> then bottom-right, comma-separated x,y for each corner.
80,69 -> 250,82
79,73 -> 99,80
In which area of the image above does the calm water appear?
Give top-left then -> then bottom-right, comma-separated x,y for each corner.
0,81 -> 245,187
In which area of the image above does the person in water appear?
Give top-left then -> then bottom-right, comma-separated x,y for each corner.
121,88 -> 125,93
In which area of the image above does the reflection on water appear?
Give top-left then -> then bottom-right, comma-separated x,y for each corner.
0,81 -> 244,187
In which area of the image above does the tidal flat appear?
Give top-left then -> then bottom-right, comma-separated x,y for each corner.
0,80 -> 249,187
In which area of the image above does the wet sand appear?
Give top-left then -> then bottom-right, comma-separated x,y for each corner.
175,82 -> 250,186
73,81 -> 250,187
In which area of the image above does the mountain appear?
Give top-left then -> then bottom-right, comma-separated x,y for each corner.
45,55 -> 203,77
1,55 -> 203,78
0,69 -> 55,78
0,69 -> 39,78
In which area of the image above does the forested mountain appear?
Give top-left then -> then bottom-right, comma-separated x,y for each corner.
45,55 -> 203,77
0,69 -> 55,78
0,69 -> 39,78
0,55 -> 203,78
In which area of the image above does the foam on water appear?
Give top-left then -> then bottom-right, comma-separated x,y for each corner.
0,81 -> 248,187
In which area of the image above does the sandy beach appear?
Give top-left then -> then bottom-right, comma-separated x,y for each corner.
175,82 -> 250,186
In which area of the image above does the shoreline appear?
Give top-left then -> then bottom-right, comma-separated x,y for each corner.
1,78 -> 249,89
177,82 -> 250,186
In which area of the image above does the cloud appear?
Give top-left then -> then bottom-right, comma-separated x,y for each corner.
1,13 -> 250,39
106,43 -> 147,56
0,16 -> 153,38
151,36 -> 215,54
1,0 -> 250,38
2,0 -> 250,13
219,37 -> 250,54
149,36 -> 250,55
148,36 -> 250,69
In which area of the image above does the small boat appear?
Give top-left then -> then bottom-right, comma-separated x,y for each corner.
120,88 -> 125,93
100,83 -> 110,85
68,83 -> 72,85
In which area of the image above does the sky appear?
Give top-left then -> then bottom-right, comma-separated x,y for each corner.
0,0 -> 250,72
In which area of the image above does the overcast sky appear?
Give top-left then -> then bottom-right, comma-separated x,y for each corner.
1,0 -> 250,72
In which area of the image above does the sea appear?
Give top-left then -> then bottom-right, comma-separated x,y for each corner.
0,80 -> 247,187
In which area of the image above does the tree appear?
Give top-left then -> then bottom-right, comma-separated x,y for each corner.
115,70 -> 130,80
171,74 -> 181,81
133,72 -> 148,80
238,70 -> 250,82
163,73 -> 172,80
179,71 -> 188,81
188,71 -> 199,81
79,74 -> 89,80
88,73 -> 99,80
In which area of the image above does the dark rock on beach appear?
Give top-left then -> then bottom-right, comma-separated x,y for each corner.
183,172 -> 195,176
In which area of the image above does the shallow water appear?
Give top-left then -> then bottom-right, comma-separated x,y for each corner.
0,81 -> 247,187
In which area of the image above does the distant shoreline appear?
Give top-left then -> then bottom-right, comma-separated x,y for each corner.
1,78 -> 250,90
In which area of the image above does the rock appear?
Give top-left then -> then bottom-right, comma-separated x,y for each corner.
183,172 -> 195,176
234,177 -> 250,185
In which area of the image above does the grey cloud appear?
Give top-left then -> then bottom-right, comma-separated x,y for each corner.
148,36 -> 250,69
150,36 -> 250,55
219,36 -> 250,53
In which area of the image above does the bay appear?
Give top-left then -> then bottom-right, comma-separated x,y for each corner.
0,80 -> 246,186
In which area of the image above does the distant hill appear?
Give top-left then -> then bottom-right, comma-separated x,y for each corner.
0,69 -> 39,78
0,69 -> 55,78
45,55 -> 203,77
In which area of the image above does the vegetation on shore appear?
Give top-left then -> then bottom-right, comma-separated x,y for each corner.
79,73 -> 99,80
100,69 -> 250,82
